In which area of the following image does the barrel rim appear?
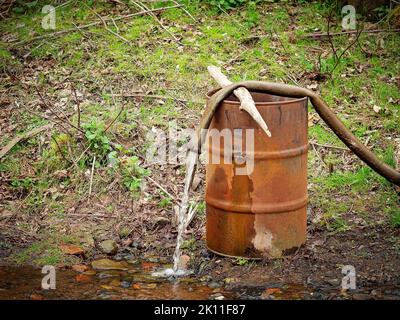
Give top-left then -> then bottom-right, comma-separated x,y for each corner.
207,88 -> 308,106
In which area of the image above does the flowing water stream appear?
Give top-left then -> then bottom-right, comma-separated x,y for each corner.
1,260 -> 398,300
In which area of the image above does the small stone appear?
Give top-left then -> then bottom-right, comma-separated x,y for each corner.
208,282 -> 221,289
91,259 -> 128,271
83,270 -> 96,276
326,279 -> 340,287
352,293 -> 373,300
209,293 -> 225,300
97,270 -> 121,278
130,241 -> 143,250
259,68 -> 268,77
72,264 -> 88,273
153,217 -> 170,228
121,280 -> 132,288
100,285 -> 113,290
119,227 -> 131,238
223,277 -> 238,284
307,83 -> 318,91
98,240 -> 118,255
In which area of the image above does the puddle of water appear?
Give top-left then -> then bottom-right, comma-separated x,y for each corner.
0,262 -> 230,300
1,261 -> 399,300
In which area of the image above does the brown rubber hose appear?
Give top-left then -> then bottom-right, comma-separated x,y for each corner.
198,80 -> 400,187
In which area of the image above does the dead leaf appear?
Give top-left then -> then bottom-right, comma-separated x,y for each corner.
373,105 -> 381,113
308,113 -> 319,127
74,274 -> 91,282
59,244 -> 85,256
100,285 -> 113,290
261,287 -> 282,299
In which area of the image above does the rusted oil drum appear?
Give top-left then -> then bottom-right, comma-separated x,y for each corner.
205,89 -> 308,259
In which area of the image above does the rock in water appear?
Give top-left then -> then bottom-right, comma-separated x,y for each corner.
98,240 -> 118,255
91,259 -> 128,271
72,264 -> 89,273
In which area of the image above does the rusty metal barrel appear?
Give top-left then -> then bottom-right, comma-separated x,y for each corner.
205,89 -> 308,259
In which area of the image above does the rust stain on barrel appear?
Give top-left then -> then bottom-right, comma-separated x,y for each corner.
205,89 -> 308,259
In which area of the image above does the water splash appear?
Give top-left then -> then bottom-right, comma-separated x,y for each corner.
152,268 -> 191,278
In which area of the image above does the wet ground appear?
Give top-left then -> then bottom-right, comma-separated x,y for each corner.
1,259 -> 399,300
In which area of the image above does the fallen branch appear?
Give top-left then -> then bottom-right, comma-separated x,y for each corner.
326,9 -> 338,63
146,176 -> 180,206
35,87 -> 84,134
70,83 -> 81,130
10,5 -> 182,46
172,0 -> 197,23
207,66 -> 272,137
305,28 -> 400,39
329,25 -> 364,76
309,141 -> 348,151
0,123 -> 53,160
131,1 -> 181,44
84,2 -> 132,46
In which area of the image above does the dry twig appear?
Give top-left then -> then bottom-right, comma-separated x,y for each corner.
35,87 -> 84,134
305,28 -> 400,39
0,123 -> 53,160
131,0 -> 181,44
111,93 -> 200,104
9,5 -> 182,46
70,83 -> 81,130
